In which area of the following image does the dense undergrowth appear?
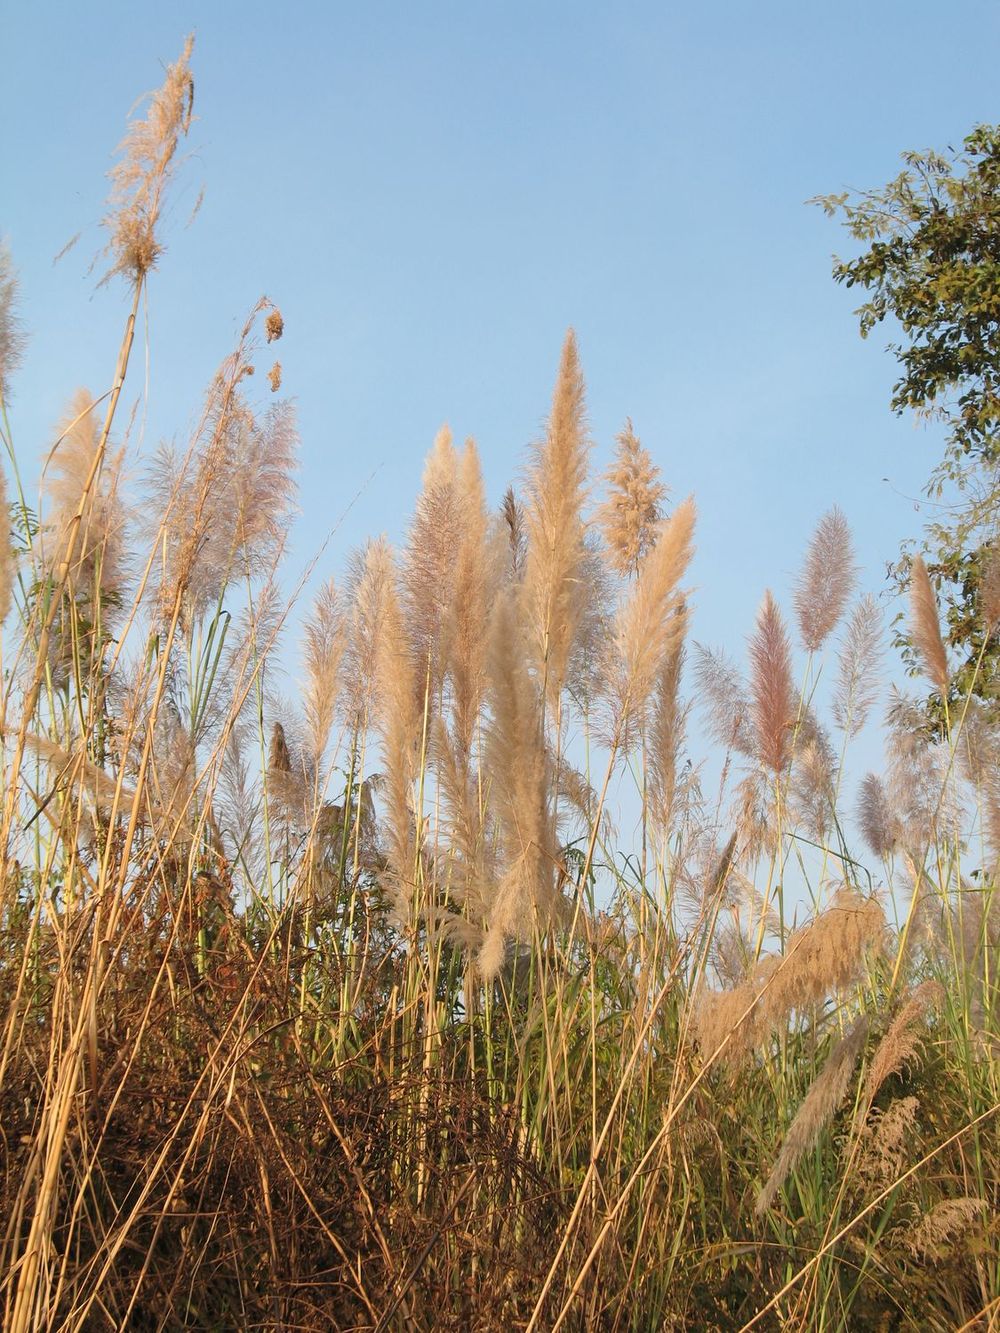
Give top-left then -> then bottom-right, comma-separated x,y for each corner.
0,39 -> 997,1331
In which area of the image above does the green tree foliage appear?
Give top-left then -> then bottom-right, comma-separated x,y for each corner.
816,125 -> 1000,710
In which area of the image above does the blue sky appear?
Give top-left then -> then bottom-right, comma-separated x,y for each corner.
3,1 -> 998,793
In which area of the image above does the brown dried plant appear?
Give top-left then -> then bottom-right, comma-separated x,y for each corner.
794,506 -> 856,653
597,419 -> 668,577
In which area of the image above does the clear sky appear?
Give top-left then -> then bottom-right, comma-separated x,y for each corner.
3,1 -> 998,783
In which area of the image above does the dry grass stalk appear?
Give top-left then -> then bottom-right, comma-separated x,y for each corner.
522,329 -> 590,702
909,556 -> 949,699
794,506 -> 856,653
597,420 -> 667,577
833,595 -> 883,736
102,36 -> 195,286
755,1016 -> 869,1214
750,590 -> 795,774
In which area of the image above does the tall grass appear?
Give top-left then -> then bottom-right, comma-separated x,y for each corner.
0,41 -> 997,1331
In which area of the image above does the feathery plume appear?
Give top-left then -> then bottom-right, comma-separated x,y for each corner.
908,1198 -> 986,1261
863,979 -> 943,1105
373,543 -> 422,925
447,439 -> 498,756
43,389 -> 127,593
522,329 -> 591,702
755,1017 -> 868,1214
646,614 -> 690,841
884,691 -> 958,852
909,556 -> 949,698
856,1095 -> 920,1189
402,426 -> 461,703
501,485 -> 526,578
267,361 -> 282,393
693,644 -> 755,756
696,887 -> 886,1064
604,498 -> 695,748
149,332 -> 297,627
791,713 -> 836,842
301,579 -> 346,770
0,240 -> 25,402
596,420 -> 668,577
858,772 -> 899,859
25,733 -> 134,814
479,587 -> 557,979
794,506 -> 856,652
978,542 -> 1000,633
749,590 -> 795,774
102,35 -> 195,286
833,595 -> 884,736
265,309 -> 284,343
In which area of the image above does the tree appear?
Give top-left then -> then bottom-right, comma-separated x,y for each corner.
816,125 -> 1000,711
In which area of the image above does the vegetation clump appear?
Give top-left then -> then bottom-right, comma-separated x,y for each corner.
0,39 -> 997,1331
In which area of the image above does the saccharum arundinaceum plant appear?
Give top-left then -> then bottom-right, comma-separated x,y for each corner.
0,40 -> 997,1333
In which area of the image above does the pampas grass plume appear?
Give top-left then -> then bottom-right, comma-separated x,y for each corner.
522,329 -> 590,701
102,36 -> 195,285
794,506 -> 856,652
909,556 -> 949,698
750,590 -> 795,774
755,1017 -> 868,1214
597,420 -> 667,577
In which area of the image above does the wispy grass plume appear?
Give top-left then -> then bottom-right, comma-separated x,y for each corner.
794,506 -> 856,652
